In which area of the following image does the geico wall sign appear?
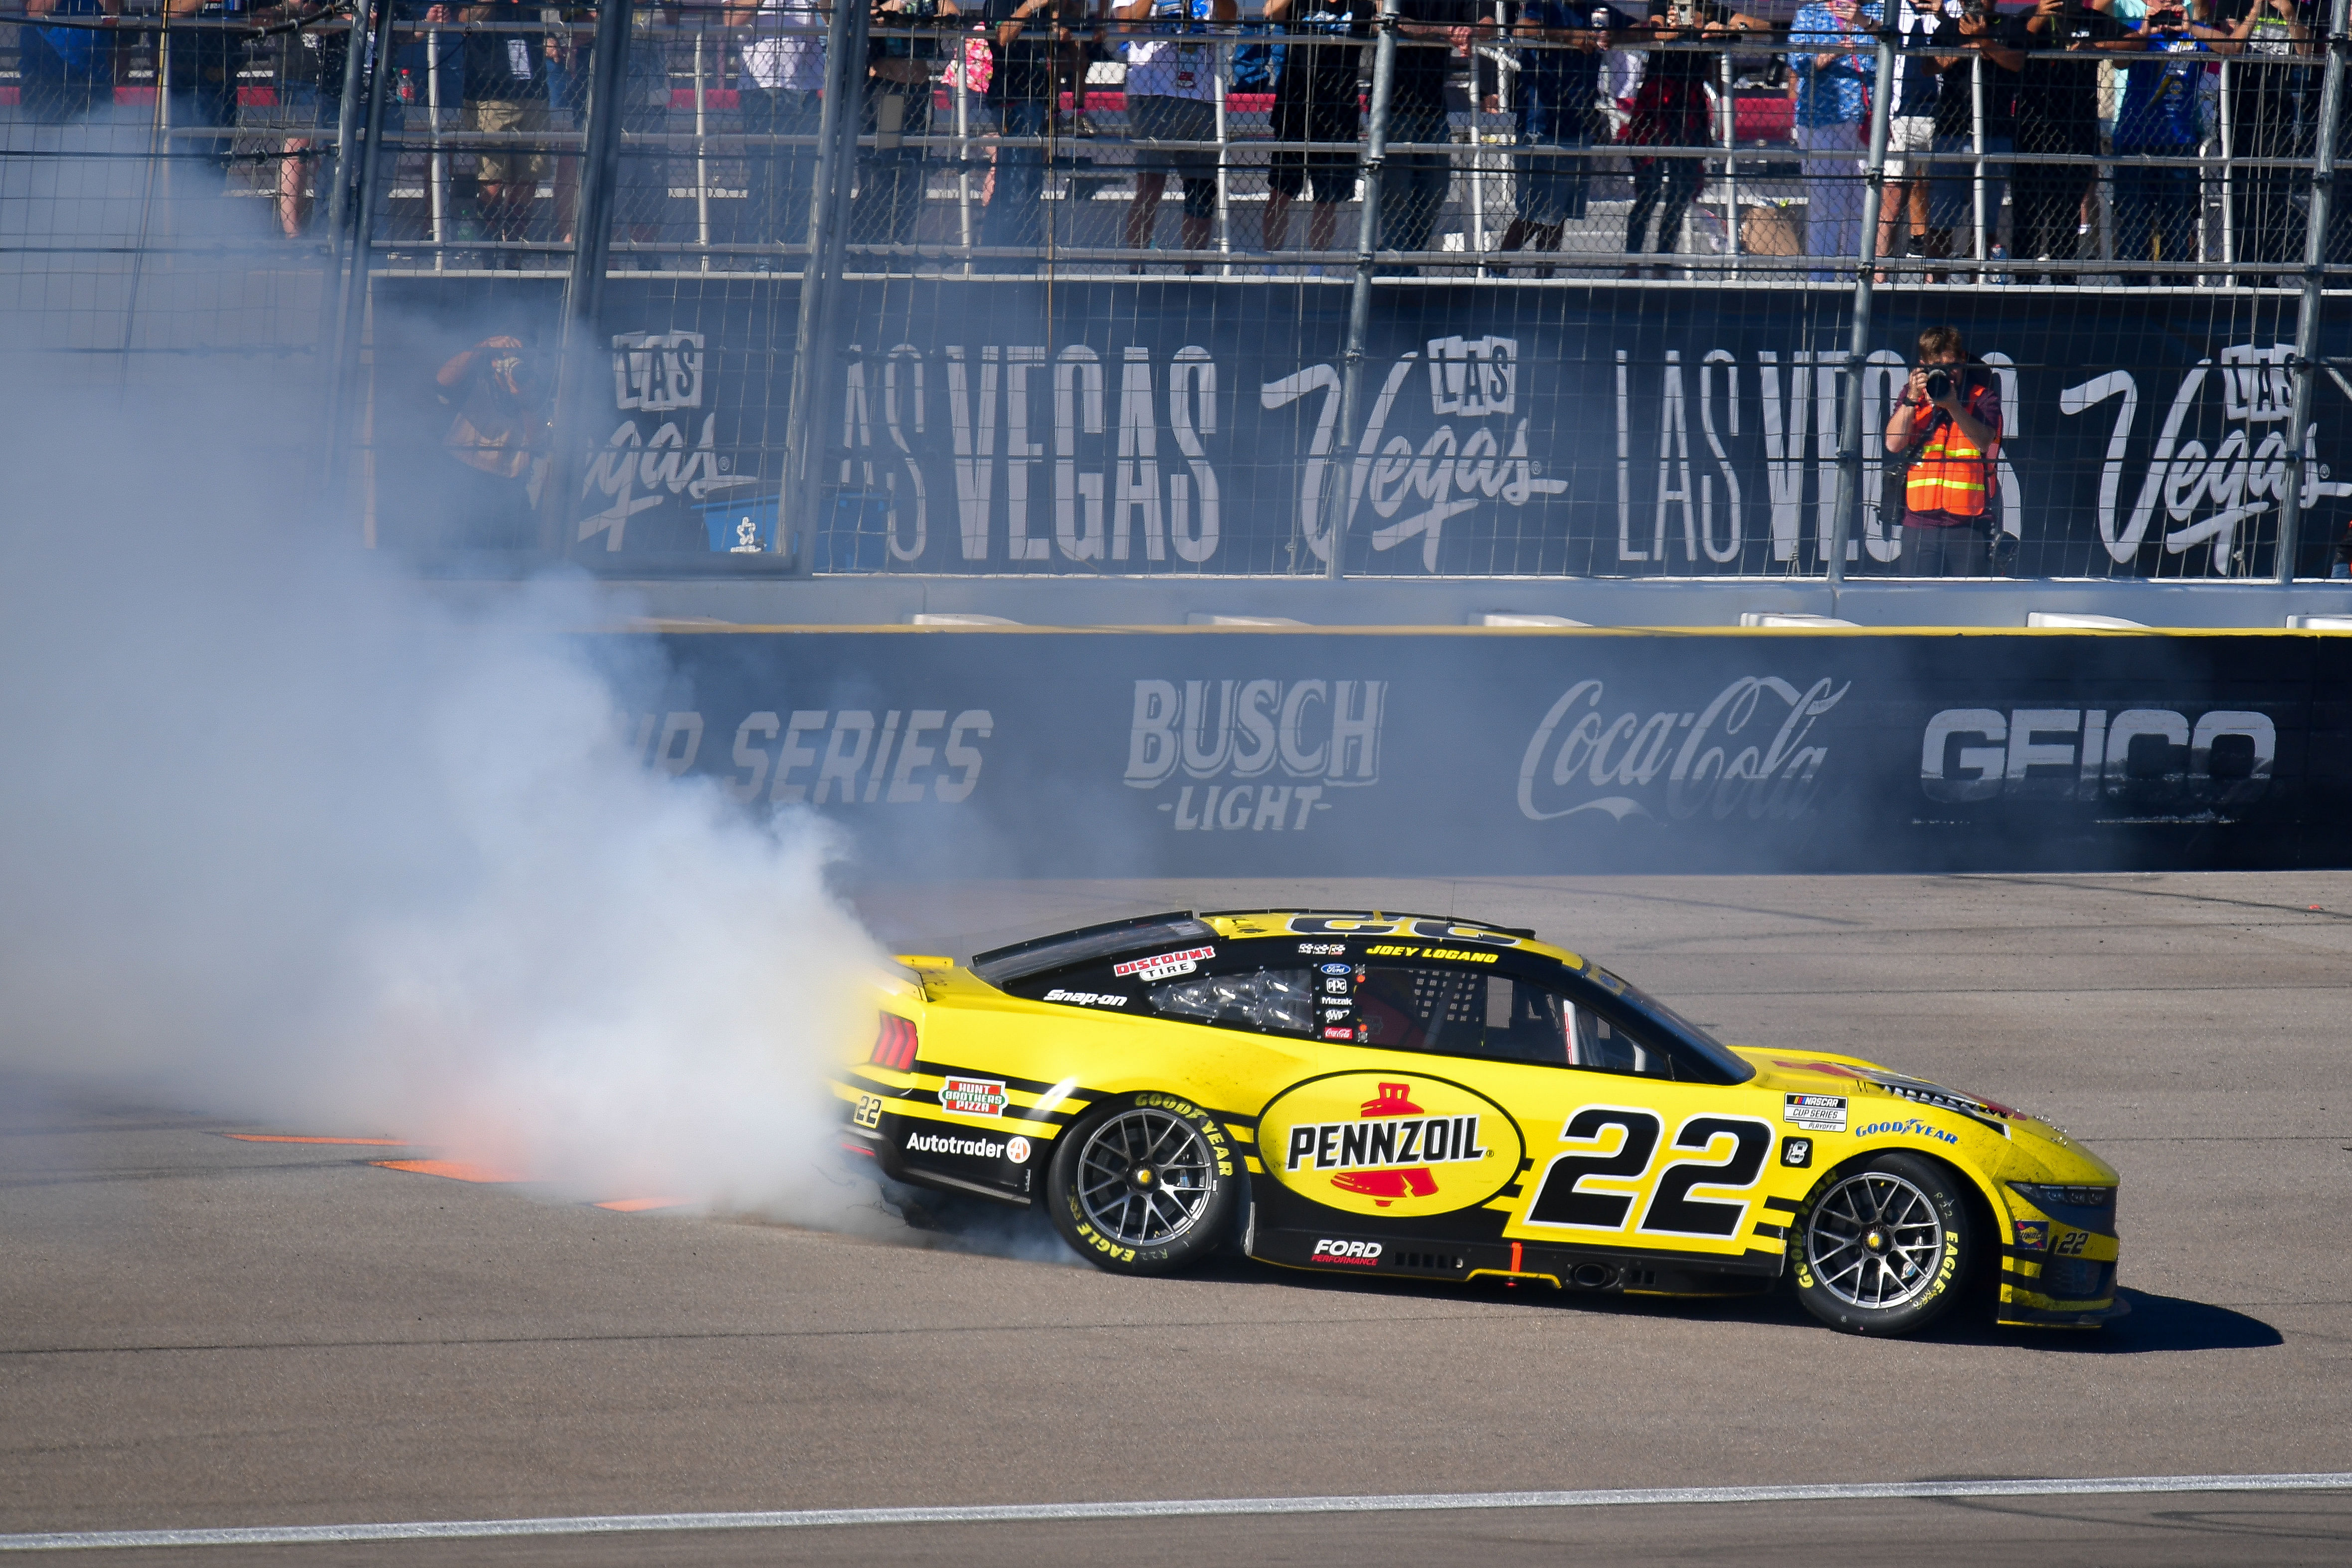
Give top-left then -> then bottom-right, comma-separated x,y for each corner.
1922,706 -> 2276,805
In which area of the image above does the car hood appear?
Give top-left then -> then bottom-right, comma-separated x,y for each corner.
1738,1046 -> 2118,1183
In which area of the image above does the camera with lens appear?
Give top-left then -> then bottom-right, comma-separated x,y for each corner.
1924,367 -> 1953,401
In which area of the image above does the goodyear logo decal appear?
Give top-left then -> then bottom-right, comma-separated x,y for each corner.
1259,1073 -> 1524,1220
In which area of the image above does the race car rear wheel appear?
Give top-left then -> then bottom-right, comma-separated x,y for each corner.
1048,1094 -> 1239,1275
1790,1153 -> 1976,1336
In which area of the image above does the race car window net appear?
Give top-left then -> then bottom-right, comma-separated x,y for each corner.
970,913 -> 1214,987
1148,968 -> 1314,1037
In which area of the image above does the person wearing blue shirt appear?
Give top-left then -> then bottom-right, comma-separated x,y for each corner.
1786,0 -> 1880,279
1499,0 -> 1612,270
2114,0 -> 2222,284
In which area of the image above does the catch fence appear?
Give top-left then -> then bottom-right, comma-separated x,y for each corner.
4,0 -> 2350,579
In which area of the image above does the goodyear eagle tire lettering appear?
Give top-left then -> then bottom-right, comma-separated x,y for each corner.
1789,1151 -> 1976,1337
1048,1093 -> 1240,1275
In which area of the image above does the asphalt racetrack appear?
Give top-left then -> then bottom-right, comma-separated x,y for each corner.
6,872 -> 2351,1565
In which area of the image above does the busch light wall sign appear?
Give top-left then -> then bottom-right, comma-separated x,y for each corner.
373,279 -> 2350,576
611,629 -> 2352,877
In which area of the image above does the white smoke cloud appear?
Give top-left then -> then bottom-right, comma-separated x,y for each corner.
0,346 -> 894,1225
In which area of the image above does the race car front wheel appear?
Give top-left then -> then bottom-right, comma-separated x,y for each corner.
1048,1093 -> 1239,1275
1791,1153 -> 1977,1336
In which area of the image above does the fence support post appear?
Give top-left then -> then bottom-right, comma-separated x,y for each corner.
1827,27 -> 1894,592
1330,0 -> 1399,582
2276,0 -> 2349,584
780,0 -> 873,569
323,0 -> 399,523
323,0 -> 371,252
543,0 -> 638,556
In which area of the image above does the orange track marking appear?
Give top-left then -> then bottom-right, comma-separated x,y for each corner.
224,1134 -> 409,1146
371,1159 -> 530,1183
593,1197 -> 690,1213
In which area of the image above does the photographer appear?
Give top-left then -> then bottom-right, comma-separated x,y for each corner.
1884,325 -> 2000,576
2005,0 -> 2144,283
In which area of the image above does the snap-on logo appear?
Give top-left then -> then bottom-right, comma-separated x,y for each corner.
1311,1238 -> 1384,1265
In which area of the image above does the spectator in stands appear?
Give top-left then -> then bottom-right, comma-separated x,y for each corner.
423,0 -> 552,255
1885,325 -> 2000,576
1115,0 -> 1238,268
862,0 -> 961,249
19,0 -> 117,123
1877,0 -> 1950,281
1625,0 -> 1760,272
1787,0 -> 1878,281
164,0 -> 246,186
1382,0 -> 1492,267
731,0 -> 827,257
2217,0 -> 2313,283
1927,0 -> 2020,274
981,0 -> 1091,265
273,11 -> 354,241
2006,0 -> 2143,283
1499,0 -> 1612,273
1262,0 -> 1369,260
2114,0 -> 2225,285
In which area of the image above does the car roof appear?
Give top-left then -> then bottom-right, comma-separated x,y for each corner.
967,908 -> 1584,985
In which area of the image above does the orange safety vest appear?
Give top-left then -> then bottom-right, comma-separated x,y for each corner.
1904,381 -> 1997,519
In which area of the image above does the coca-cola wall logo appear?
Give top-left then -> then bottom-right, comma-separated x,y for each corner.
1517,677 -> 1849,824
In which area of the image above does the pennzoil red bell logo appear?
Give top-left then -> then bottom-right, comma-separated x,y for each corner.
1278,1079 -> 1497,1208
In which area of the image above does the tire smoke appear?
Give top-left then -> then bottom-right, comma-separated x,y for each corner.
0,358 -> 893,1227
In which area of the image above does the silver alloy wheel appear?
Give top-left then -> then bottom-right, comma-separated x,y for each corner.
1804,1170 -> 1948,1311
1074,1107 -> 1219,1248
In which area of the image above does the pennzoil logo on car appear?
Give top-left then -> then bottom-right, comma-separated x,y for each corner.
1783,1093 -> 1847,1132
1111,945 -> 1215,981
939,1076 -> 1010,1117
1259,1073 -> 1524,1220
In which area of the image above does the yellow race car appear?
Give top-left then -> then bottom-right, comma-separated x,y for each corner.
838,909 -> 2122,1337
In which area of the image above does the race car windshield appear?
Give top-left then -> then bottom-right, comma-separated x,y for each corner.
1580,965 -> 1754,1083
971,913 -> 1216,986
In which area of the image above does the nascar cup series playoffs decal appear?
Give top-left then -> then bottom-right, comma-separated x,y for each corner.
1259,1073 -> 1525,1220
1782,1093 -> 1847,1132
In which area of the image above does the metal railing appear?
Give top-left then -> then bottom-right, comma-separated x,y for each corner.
6,0 -> 2351,581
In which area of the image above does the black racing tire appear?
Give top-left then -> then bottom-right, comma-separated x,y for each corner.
1047,1092 -> 1240,1275
1790,1152 -> 1978,1337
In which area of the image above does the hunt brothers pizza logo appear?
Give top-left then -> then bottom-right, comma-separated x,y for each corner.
1260,1073 -> 1524,1220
